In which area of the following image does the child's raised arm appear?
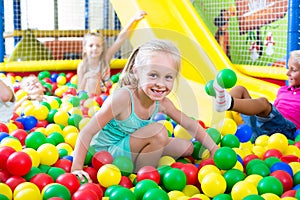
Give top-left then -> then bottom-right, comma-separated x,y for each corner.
105,10 -> 147,62
0,78 -> 14,103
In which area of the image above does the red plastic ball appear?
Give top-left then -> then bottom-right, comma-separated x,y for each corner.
83,166 -> 98,183
281,190 -> 296,198
270,170 -> 293,192
136,166 -> 160,184
0,123 -> 9,133
0,146 -> 16,170
56,173 -> 81,195
198,158 -> 215,170
72,190 -> 99,200
6,151 -> 32,176
91,151 -> 113,170
10,129 -> 28,145
0,169 -> 11,182
5,176 -> 26,191
30,173 -> 54,191
53,159 -> 72,172
263,149 -> 282,160
78,183 -> 103,199
181,163 -> 199,185
119,176 -> 133,188
243,154 -> 259,167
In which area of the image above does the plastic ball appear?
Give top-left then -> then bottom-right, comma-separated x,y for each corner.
79,117 -> 91,130
173,125 -> 192,140
21,116 -> 38,131
270,170 -> 293,192
37,143 -> 59,166
25,131 -> 47,150
42,183 -> 71,200
72,190 -> 99,200
244,174 -> 263,187
201,172 -> 226,198
267,133 -> 289,153
261,193 -> 281,200
22,148 -> 40,167
34,105 -> 49,120
1,137 -> 23,151
50,73 -> 58,83
10,129 -> 28,146
181,163 -> 199,185
0,146 -> 16,170
204,80 -> 216,97
221,134 -> 240,148
109,186 -> 135,200
134,179 -> 159,200
112,156 -> 134,176
216,68 -> 237,89
64,132 -> 78,149
56,173 -> 81,195
14,182 -> 41,199
235,124 -> 253,142
0,183 -> 12,200
231,181 -> 258,200
53,110 -> 69,126
158,156 -> 176,167
223,169 -> 246,193
162,168 -> 187,191
97,164 -> 121,188
217,118 -> 237,135
198,164 -> 220,183
206,127 -> 221,144
45,123 -> 63,136
270,162 -> 293,177
136,165 -> 160,184
77,182 -> 103,199
6,151 -> 32,176
92,151 -> 113,170
143,188 -> 169,200
214,146 -> 237,170
257,176 -> 283,196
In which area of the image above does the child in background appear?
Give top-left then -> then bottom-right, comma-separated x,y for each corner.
0,77 -> 15,123
71,39 -> 219,182
15,75 -> 52,109
213,50 -> 300,140
77,10 -> 147,95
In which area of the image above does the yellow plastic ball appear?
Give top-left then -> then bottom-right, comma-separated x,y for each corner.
231,181 -> 258,200
63,125 -> 79,137
68,107 -> 83,116
45,124 -> 63,136
158,156 -> 176,166
191,194 -> 210,200
182,185 -> 200,197
217,118 -> 237,136
252,145 -> 266,159
70,75 -> 78,85
37,143 -> 59,166
289,162 -> 300,174
198,165 -> 221,183
79,117 -> 91,130
6,122 -> 18,133
64,132 -> 78,149
14,188 -> 41,200
34,127 -> 46,135
56,143 -> 73,155
284,145 -> 300,157
267,133 -> 289,153
56,76 -> 67,85
23,104 -> 35,116
173,125 -> 192,140
1,137 -> 22,151
0,183 -> 12,200
260,193 -> 281,200
201,173 -> 226,198
15,89 -> 27,101
48,98 -> 60,109
244,174 -> 263,187
168,191 -> 185,200
14,182 -> 40,198
97,164 -> 121,188
54,88 -> 64,98
22,148 -> 40,167
83,98 -> 98,108
255,135 -> 269,147
53,110 -> 69,126
60,102 -> 73,112
33,105 -> 49,120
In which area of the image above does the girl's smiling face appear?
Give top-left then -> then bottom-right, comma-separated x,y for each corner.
21,76 -> 45,96
84,36 -> 104,59
135,52 -> 178,100
286,56 -> 300,87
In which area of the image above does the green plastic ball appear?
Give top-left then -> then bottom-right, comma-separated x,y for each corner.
134,179 -> 158,200
162,168 -> 186,191
112,156 -> 134,176
214,147 -> 237,170
257,176 -> 283,196
221,134 -> 240,148
204,80 -> 216,97
42,183 -> 71,200
223,169 -> 245,193
142,188 -> 169,200
206,127 -> 221,144
216,69 -> 237,89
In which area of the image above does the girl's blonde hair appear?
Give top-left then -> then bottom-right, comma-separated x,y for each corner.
81,32 -> 109,80
119,39 -> 181,87
290,50 -> 300,65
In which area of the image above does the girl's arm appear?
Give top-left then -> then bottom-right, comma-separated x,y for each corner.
105,10 -> 147,62
71,88 -> 129,181
0,78 -> 14,102
77,62 -> 86,91
161,98 -> 218,156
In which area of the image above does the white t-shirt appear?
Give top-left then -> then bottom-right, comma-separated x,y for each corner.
0,77 -> 15,123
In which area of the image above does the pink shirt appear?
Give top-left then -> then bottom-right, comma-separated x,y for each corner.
274,86 -> 300,129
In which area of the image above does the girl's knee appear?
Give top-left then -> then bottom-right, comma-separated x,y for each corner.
151,123 -> 169,143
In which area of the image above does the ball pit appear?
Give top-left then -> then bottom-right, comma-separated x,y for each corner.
2,71 -> 300,200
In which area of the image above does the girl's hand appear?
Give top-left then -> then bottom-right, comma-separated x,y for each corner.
71,169 -> 92,183
134,10 -> 147,21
